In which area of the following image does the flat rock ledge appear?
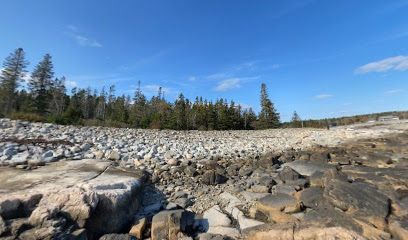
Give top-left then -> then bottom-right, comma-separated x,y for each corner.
0,159 -> 145,239
1,119 -> 408,239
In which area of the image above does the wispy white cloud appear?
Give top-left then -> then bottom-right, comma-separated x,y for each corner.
207,73 -> 231,80
231,61 -> 257,71
384,89 -> 405,95
126,84 -> 180,100
340,102 -> 352,106
214,78 -> 241,91
65,25 -> 102,48
74,35 -> 102,48
315,94 -> 333,99
66,80 -> 78,88
330,110 -> 348,115
66,25 -> 78,31
67,73 -> 134,88
355,56 -> 408,74
142,85 -> 172,94
189,76 -> 196,81
119,65 -> 130,71
237,103 -> 253,110
271,64 -> 282,69
206,61 -> 258,80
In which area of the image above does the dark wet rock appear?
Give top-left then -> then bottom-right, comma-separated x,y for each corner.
323,180 -> 390,229
285,178 -> 308,190
278,166 -> 300,183
303,204 -> 362,233
296,187 -> 323,208
202,170 -> 227,185
175,198 -> 192,209
272,184 -> 296,195
321,168 -> 349,188
258,176 -> 276,187
257,153 -> 281,168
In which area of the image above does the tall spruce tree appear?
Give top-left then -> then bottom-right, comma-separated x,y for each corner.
29,53 -> 54,116
130,80 -> 146,128
258,83 -> 280,129
291,111 -> 302,128
50,77 -> 67,118
0,48 -> 29,116
243,107 -> 257,130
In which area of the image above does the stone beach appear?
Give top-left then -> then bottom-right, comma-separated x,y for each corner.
1,119 -> 408,239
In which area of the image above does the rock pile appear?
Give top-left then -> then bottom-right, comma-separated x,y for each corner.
0,118 -> 408,239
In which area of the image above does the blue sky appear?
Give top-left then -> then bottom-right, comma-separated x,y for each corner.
1,0 -> 408,121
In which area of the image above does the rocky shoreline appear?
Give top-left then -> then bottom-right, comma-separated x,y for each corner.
1,119 -> 408,239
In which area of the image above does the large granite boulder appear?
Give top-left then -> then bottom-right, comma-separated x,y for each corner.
0,159 -> 145,239
323,179 -> 390,230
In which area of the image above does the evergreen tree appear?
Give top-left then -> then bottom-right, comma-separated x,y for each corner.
243,107 -> 257,130
174,93 -> 187,130
130,81 -> 147,128
0,48 -> 29,116
50,77 -> 67,118
95,87 -> 107,120
207,101 -> 217,130
29,53 -> 54,116
291,111 -> 302,128
258,83 -> 280,129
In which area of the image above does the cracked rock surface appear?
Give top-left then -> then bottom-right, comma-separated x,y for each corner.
1,118 -> 408,239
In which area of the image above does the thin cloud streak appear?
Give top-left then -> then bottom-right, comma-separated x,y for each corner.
384,89 -> 405,95
65,25 -> 103,48
214,78 -> 241,91
315,94 -> 333,99
355,56 -> 408,74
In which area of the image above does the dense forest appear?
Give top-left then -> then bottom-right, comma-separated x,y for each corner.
1,48 -> 405,130
0,48 -> 281,130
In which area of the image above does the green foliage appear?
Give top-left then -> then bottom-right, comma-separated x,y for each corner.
0,48 -> 29,115
56,107 -> 83,125
7,112 -> 45,122
258,83 -> 280,129
29,53 -> 54,116
290,111 -> 302,128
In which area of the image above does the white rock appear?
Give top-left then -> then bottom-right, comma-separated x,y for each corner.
167,158 -> 178,166
202,205 -> 231,230
108,150 -> 120,160
10,151 -> 30,165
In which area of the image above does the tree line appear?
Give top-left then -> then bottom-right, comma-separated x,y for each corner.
0,48 -> 281,130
